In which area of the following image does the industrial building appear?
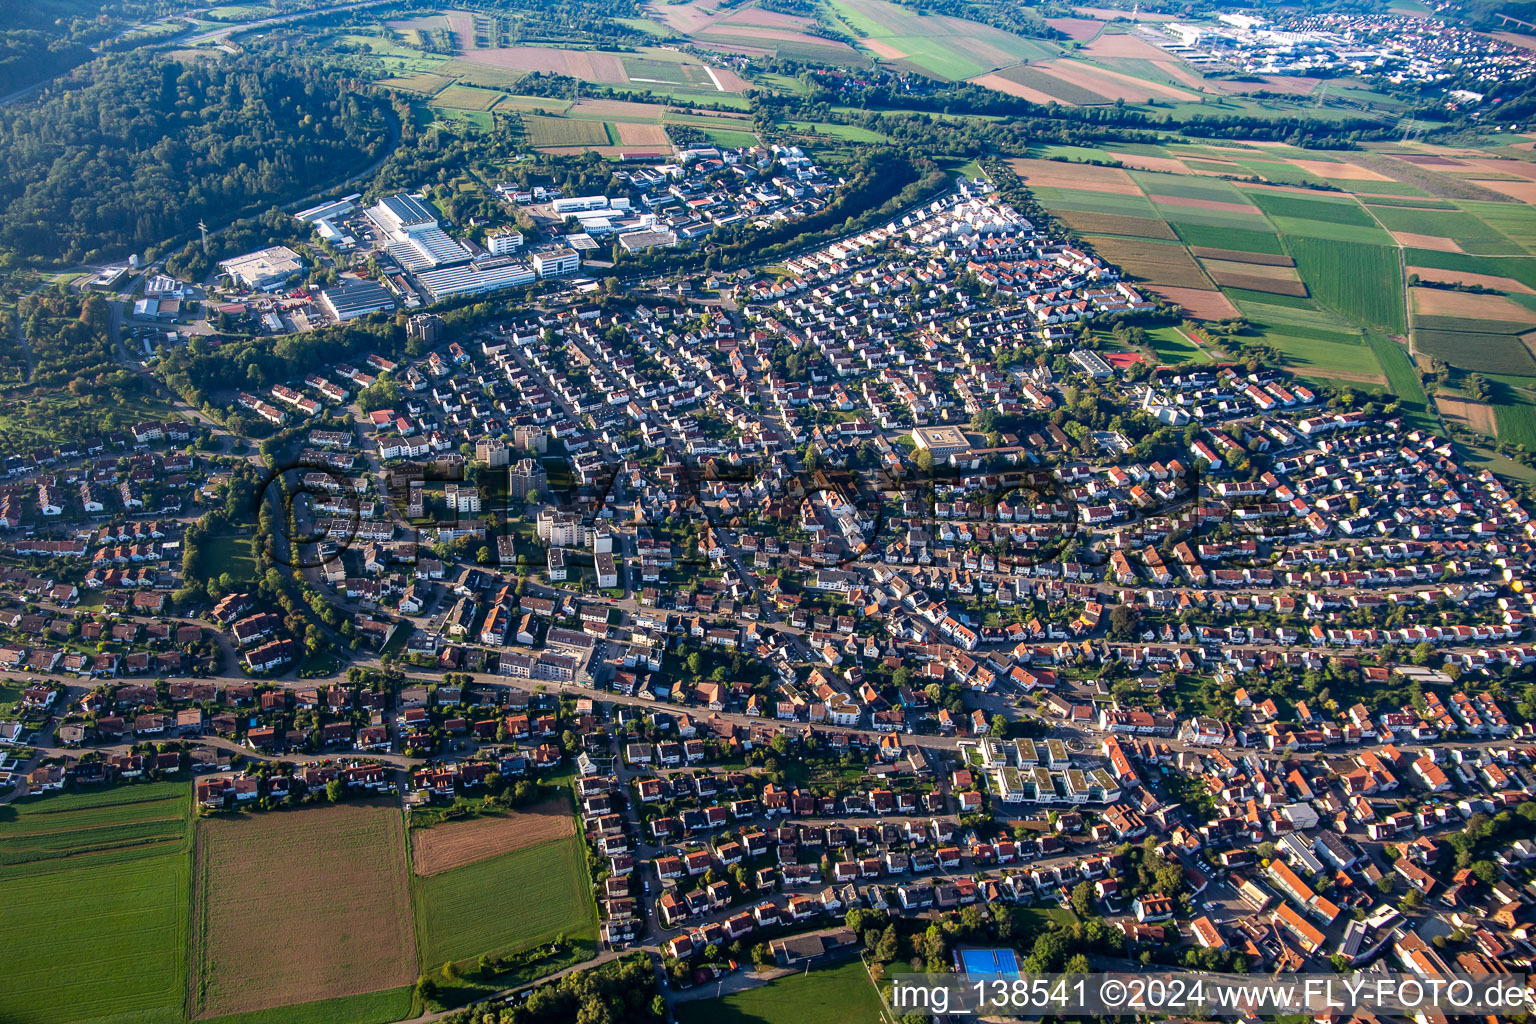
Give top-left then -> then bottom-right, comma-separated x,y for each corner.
365,193 -> 470,272
319,277 -> 396,322
415,259 -> 536,303
618,229 -> 678,253
220,246 -> 305,290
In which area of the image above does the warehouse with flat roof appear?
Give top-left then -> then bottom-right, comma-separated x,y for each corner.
320,277 -> 396,322
220,246 -> 304,290
416,260 -> 536,303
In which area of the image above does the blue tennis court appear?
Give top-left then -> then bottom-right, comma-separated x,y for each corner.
956,948 -> 1020,976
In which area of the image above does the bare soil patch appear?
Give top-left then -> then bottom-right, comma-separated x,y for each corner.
971,72 -> 1056,103
863,38 -> 908,60
1106,151 -> 1192,174
1467,178 -> 1536,203
615,122 -> 672,147
458,46 -> 628,82
412,799 -> 578,876
1005,158 -> 1141,194
1200,259 -> 1300,281
1149,193 -> 1262,215
1085,234 -> 1211,288
1047,17 -> 1103,40
191,801 -> 415,1019
1410,287 -> 1536,321
1435,394 -> 1498,435
1190,246 -> 1294,266
1461,158 -> 1536,181
1391,231 -> 1464,252
1210,273 -> 1309,296
1057,210 -> 1178,239
1081,33 -> 1168,59
1406,265 -> 1535,295
1039,58 -> 1198,102
1072,5 -> 1175,19
1289,158 -> 1390,180
1145,285 -> 1240,320
1493,30 -> 1536,51
1211,74 -> 1319,96
711,66 -> 751,91
1392,153 -> 1469,168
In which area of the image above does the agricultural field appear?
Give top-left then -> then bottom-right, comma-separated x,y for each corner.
1083,235 -> 1212,290
410,833 -> 595,969
431,84 -> 504,111
1286,237 -> 1405,334
649,0 -> 865,64
373,13 -> 742,99
192,801 -> 417,1020
410,798 -> 576,876
0,783 -> 193,1024
524,115 -> 613,149
1495,401 -> 1536,451
676,960 -> 884,1024
824,0 -> 1058,81
1413,330 -> 1536,375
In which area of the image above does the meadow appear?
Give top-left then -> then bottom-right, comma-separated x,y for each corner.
675,960 -> 884,1024
410,833 -> 596,969
0,783 -> 193,1024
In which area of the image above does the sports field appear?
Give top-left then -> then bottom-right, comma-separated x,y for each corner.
192,801 -> 417,1019
0,783 -> 193,1024
410,833 -> 596,968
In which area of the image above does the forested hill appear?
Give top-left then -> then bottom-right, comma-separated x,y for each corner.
0,53 -> 393,263
0,30 -> 93,98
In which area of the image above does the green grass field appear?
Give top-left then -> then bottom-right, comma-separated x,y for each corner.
1458,201 -> 1536,254
1286,237 -> 1405,333
1402,249 -> 1536,291
676,961 -> 884,1024
781,121 -> 889,143
411,834 -> 595,968
199,988 -> 416,1024
828,0 -> 1057,80
0,784 -> 193,1024
699,127 -> 760,148
1171,223 -> 1285,255
1244,188 -> 1394,244
1367,333 -> 1437,431
200,533 -> 257,585
438,61 -> 530,90
430,85 -> 504,111
1030,186 -> 1161,218
378,72 -> 454,95
1144,325 -> 1211,364
1495,401 -> 1536,451
1368,205 -> 1528,255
